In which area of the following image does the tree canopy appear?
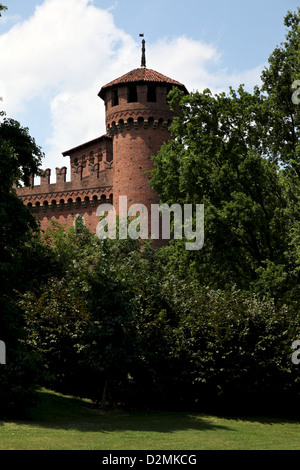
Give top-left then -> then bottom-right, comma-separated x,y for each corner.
0,3 -> 45,413
2,6 -> 300,418
150,8 -> 300,302
0,4 -> 7,15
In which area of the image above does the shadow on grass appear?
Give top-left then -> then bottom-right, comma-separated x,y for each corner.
0,389 -> 236,434
2,389 -> 299,436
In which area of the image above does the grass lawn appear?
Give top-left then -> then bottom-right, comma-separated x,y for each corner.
0,389 -> 299,450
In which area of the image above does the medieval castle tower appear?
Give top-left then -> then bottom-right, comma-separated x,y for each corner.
17,40 -> 188,235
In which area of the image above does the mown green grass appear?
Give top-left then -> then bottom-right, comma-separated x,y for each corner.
0,389 -> 299,450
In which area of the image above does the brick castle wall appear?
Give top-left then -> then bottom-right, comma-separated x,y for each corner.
17,136 -> 113,233
16,65 -> 187,237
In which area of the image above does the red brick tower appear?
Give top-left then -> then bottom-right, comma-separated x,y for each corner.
98,39 -> 188,230
16,39 -> 188,238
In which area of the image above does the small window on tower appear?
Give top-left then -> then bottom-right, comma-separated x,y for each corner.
128,85 -> 138,103
112,89 -> 119,107
147,85 -> 156,102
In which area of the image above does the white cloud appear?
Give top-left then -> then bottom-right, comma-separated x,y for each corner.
147,36 -> 263,95
148,36 -> 221,92
0,0 -> 264,180
0,0 -> 140,178
1,0 -> 134,112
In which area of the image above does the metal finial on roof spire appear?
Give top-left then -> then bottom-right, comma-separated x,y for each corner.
140,34 -> 146,68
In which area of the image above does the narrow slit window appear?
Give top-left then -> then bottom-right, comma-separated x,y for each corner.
128,85 -> 137,103
112,89 -> 119,107
147,85 -> 156,102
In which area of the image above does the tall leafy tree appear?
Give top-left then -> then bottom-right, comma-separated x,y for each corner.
260,8 -> 300,172
151,9 -> 300,300
151,86 -> 287,292
0,3 -> 45,415
0,119 -> 44,416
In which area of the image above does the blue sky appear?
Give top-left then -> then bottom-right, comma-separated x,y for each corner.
0,0 -> 299,178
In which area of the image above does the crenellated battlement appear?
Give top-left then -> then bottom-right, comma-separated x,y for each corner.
17,157 -> 113,233
17,133 -> 114,219
17,165 -> 113,207
16,40 -> 188,236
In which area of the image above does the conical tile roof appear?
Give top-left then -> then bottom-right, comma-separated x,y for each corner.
98,67 -> 188,99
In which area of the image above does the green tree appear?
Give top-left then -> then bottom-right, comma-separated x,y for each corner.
0,4 -> 7,17
21,278 -> 91,393
22,223 -> 141,404
258,8 -> 300,304
149,9 -> 300,301
260,8 -> 300,173
151,86 -> 288,294
0,7 -> 44,413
